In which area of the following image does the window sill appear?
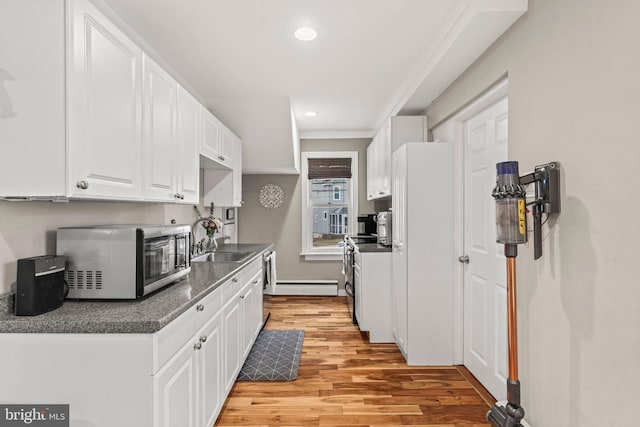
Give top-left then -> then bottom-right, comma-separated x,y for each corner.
300,252 -> 343,261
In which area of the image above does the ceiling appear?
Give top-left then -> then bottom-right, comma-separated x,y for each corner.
100,0 -> 527,173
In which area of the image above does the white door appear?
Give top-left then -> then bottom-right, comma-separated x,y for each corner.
463,97 -> 509,400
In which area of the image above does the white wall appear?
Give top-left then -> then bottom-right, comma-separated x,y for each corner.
239,138 -> 374,286
426,0 -> 640,425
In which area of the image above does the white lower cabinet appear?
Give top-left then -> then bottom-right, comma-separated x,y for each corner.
155,309 -> 224,427
0,259 -> 264,427
355,251 -> 393,343
155,338 -> 198,427
242,271 -> 264,359
198,312 -> 224,427
222,289 -> 242,394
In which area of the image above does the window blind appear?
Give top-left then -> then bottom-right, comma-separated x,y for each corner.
307,158 -> 352,179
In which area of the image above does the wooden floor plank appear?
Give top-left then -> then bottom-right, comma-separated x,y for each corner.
214,296 -> 491,427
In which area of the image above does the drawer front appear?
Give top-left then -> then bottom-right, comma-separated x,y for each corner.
222,273 -> 242,304
194,285 -> 223,331
241,258 -> 262,283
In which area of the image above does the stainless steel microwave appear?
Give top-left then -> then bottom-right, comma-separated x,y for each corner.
57,224 -> 191,299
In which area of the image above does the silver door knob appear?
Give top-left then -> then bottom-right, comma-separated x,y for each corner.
458,255 -> 470,264
196,304 -> 204,312
194,342 -> 202,350
218,155 -> 225,161
76,180 -> 89,190
199,335 -> 207,343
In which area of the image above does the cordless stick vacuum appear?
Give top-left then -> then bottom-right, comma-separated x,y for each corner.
487,161 -> 561,427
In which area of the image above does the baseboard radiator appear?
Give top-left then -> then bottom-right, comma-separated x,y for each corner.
268,280 -> 338,296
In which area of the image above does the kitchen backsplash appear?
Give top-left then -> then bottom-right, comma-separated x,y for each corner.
0,200 -> 197,294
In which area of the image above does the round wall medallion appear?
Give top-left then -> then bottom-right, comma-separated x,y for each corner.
258,184 -> 285,209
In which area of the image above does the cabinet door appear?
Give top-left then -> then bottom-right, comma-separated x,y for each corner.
241,272 -> 263,360
391,147 -> 408,355
366,142 -> 375,200
379,128 -> 391,196
143,55 -> 178,202
232,139 -> 243,207
196,312 -> 223,427
201,109 -> 222,163
67,0 -> 143,200
155,340 -> 197,427
176,87 -> 201,204
240,282 -> 255,360
354,252 -> 364,328
222,297 -> 242,394
219,127 -> 235,168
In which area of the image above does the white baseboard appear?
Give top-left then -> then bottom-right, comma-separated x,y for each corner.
269,280 -> 338,296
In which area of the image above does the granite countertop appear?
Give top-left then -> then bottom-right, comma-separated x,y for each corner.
0,243 -> 273,334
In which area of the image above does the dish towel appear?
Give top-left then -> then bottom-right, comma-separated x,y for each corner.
264,251 -> 277,295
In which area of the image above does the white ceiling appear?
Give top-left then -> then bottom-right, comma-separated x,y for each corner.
101,0 -> 527,173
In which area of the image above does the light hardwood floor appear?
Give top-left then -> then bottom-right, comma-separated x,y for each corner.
215,296 -> 494,427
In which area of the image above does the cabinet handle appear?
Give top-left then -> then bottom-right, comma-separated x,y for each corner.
76,180 -> 89,190
224,235 -> 232,241
180,194 -> 185,200
199,335 -> 207,343
174,193 -> 181,199
240,295 -> 246,299
196,304 -> 204,312
232,277 -> 238,283
252,280 -> 258,284
218,155 -> 225,161
378,191 -> 384,195
194,342 -> 202,350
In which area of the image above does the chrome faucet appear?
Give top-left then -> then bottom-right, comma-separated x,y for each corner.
191,217 -> 211,257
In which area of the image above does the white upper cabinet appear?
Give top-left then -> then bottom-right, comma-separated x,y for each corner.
201,109 -> 223,165
219,127 -> 235,168
67,0 -> 143,200
143,55 -> 179,202
1,0 -> 237,204
367,116 -> 426,200
177,87 -> 201,204
203,129 -> 243,207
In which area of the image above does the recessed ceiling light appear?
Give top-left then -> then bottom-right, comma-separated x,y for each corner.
304,111 -> 318,117
295,27 -> 317,41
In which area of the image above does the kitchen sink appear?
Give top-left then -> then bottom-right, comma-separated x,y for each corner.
191,251 -> 255,263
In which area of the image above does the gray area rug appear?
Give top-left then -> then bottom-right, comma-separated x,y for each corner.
237,329 -> 304,381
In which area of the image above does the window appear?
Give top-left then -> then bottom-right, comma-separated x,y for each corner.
333,185 -> 341,201
301,151 -> 358,259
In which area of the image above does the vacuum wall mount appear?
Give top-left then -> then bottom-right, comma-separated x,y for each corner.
487,161 -> 561,427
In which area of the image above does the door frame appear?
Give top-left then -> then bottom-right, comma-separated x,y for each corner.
431,78 -> 508,364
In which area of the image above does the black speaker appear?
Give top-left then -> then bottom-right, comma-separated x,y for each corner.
14,255 -> 66,316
